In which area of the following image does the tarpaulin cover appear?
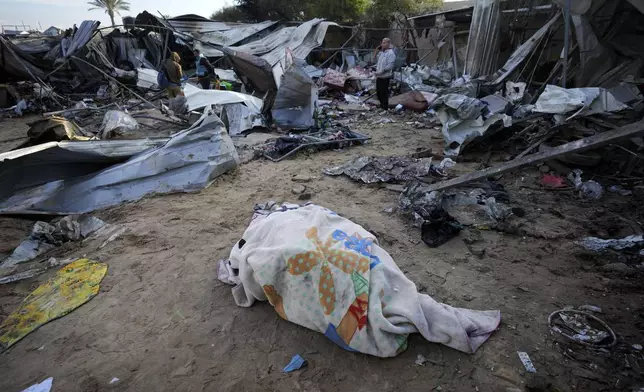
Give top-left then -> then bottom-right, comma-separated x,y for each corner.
534,85 -> 629,119
222,203 -> 500,357
234,27 -> 297,56
0,258 -> 107,351
0,112 -> 239,215
218,47 -> 277,94
183,83 -> 263,112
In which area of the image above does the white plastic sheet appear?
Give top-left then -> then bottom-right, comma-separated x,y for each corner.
534,85 -> 629,119
183,83 -> 263,112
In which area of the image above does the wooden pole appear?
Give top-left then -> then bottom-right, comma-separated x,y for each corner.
424,119 -> 644,193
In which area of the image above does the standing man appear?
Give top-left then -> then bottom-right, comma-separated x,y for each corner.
374,38 -> 396,111
164,52 -> 185,99
193,49 -> 215,90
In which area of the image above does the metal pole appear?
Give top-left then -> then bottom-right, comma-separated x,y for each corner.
562,0 -> 571,88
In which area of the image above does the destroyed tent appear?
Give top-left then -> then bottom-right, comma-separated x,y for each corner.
0,111 -> 239,215
0,36 -> 47,81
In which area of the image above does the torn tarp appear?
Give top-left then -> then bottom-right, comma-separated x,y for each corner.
272,62 -> 317,130
0,111 -> 239,215
435,94 -> 512,156
488,12 -> 560,85
183,83 -> 263,113
216,47 -> 278,97
324,156 -> 434,184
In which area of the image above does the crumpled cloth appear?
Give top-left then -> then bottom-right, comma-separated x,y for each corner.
221,203 -> 500,357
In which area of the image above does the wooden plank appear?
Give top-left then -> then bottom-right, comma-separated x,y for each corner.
424,119 -> 644,193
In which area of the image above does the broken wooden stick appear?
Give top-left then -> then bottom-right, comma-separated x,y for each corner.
424,119 -> 644,193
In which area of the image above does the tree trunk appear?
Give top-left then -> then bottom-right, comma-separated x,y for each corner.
109,10 -> 115,27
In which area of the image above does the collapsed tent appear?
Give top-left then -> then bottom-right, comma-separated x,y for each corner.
0,111 -> 239,214
220,203 -> 500,357
0,35 -> 46,80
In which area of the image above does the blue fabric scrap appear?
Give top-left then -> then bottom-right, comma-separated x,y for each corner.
282,354 -> 307,373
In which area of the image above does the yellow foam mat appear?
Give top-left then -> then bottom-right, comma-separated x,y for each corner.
0,258 -> 107,351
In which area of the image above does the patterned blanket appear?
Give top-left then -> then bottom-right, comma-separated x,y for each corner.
222,204 -> 500,357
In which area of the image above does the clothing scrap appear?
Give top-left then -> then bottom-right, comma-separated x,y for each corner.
221,203 -> 500,357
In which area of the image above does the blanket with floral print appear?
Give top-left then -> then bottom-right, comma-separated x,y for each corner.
223,204 -> 500,357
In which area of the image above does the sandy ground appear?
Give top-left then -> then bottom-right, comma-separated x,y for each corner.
0,112 -> 643,392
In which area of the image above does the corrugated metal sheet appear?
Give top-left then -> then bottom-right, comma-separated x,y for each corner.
268,21 -> 336,86
64,20 -> 100,58
232,27 -> 296,56
260,19 -> 326,66
166,19 -> 231,33
463,0 -> 500,78
194,20 -> 278,57
0,138 -> 168,201
0,113 -> 239,215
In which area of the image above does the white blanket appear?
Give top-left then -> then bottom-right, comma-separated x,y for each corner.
224,204 -> 500,357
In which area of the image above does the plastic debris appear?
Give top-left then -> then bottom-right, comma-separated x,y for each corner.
633,344 -> 643,351
282,354 -> 307,373
579,305 -> 603,313
324,156 -> 434,184
1,215 -> 107,268
541,174 -> 567,188
577,235 -> 644,252
421,210 -> 463,247
21,377 -> 53,392
100,110 -> 138,138
568,169 -> 603,199
14,99 -> 28,116
517,351 -> 537,373
109,377 -> 120,385
438,158 -> 456,171
373,117 -> 395,124
344,94 -> 361,104
505,81 -> 526,104
415,354 -> 428,366
608,185 -> 632,196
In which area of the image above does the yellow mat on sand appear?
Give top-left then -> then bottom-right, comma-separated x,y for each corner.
0,258 -> 107,351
